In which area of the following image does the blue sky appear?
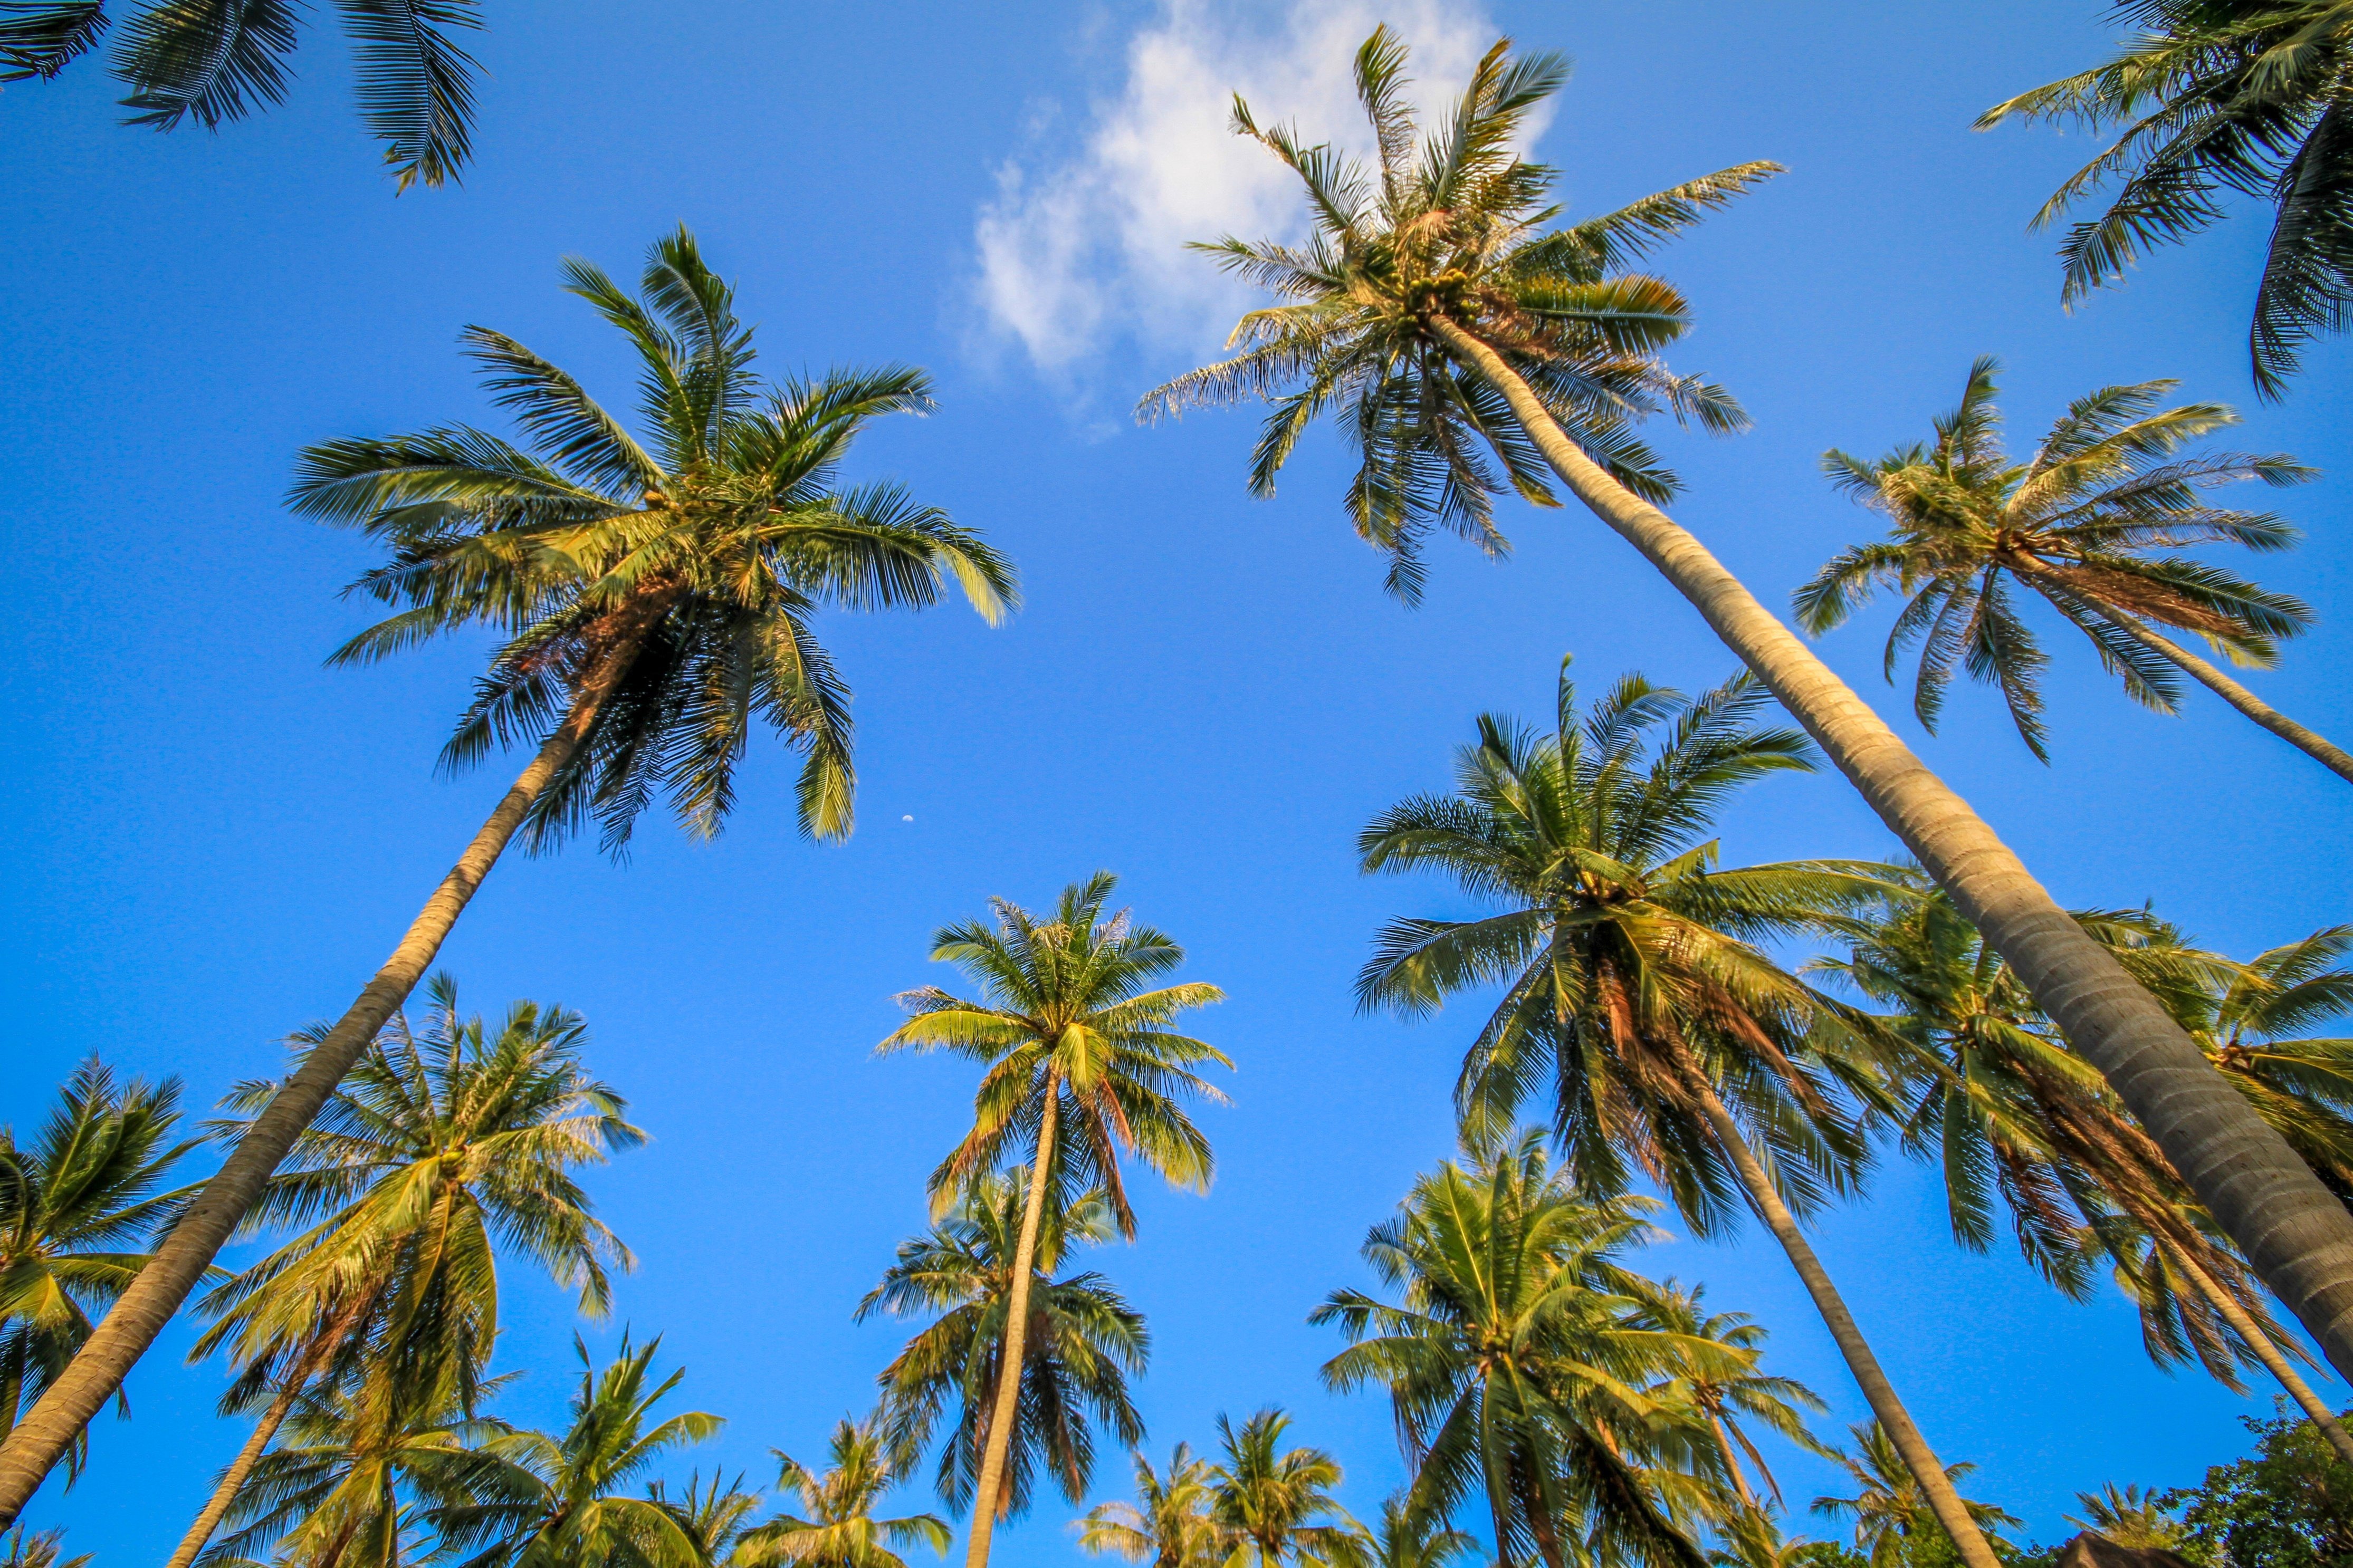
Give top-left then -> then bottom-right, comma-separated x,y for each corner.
4,0 -> 2350,1561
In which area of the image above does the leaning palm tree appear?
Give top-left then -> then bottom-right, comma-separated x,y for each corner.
0,1061 -> 193,1475
1137,22 -> 2353,1423
1978,1 -> 2353,394
1353,658 -> 2004,1566
878,873 -> 1227,1568
1203,1409 -> 1359,1568
166,975 -> 643,1568
737,1413 -> 953,1568
0,0 -> 487,190
1810,1424 -> 2017,1568
0,227 -> 1015,1521
1078,1445 -> 1219,1568
1315,1135 -> 1717,1568
858,1175 -> 1147,1522
1794,358 -> 2348,781
429,1334 -> 719,1568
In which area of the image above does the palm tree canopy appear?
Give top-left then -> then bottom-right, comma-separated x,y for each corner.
1637,1283 -> 1831,1509
1079,1445 -> 1220,1568
2065,1483 -> 2185,1552
0,0 -> 486,190
1811,1423 -> 2018,1568
190,974 -> 642,1411
290,226 -> 1016,851
1137,25 -> 1772,603
1315,1133 -> 1718,1568
1794,357 -> 2314,759
1979,0 -> 2353,392
429,1334 -> 720,1568
858,1174 -> 1147,1519
740,1413 -> 953,1568
0,1060 -> 196,1462
879,872 -> 1230,1235
1204,1408 -> 1360,1568
1356,657 -> 1899,1234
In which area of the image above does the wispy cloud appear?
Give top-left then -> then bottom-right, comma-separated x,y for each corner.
972,0 -> 1522,382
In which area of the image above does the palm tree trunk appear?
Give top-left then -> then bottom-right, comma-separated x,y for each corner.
2102,614 -> 2353,785
1676,1070 -> 2000,1568
1428,315 -> 2353,1386
962,1073 -> 1060,1568
165,1292 -> 375,1568
0,605 -> 666,1526
1706,1412 -> 1757,1510
2167,1244 -> 2353,1466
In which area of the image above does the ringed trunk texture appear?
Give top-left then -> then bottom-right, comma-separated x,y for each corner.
2168,1245 -> 2353,1467
0,614 -> 657,1525
1431,316 -> 2353,1384
962,1075 -> 1060,1568
1681,1076 -> 2001,1568
2109,617 -> 2353,785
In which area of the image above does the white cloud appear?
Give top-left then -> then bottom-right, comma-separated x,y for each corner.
972,0 -> 1529,379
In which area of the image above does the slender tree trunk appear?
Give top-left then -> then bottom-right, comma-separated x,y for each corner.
962,1074 -> 1060,1568
2167,1244 -> 2353,1467
165,1292 -> 375,1568
1429,316 -> 2353,1386
1676,1070 -> 2001,1568
1706,1412 -> 1757,1510
0,608 -> 664,1526
2104,615 -> 2353,785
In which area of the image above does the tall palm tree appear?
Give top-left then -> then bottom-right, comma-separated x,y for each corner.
651,1470 -> 765,1567
1352,658 -> 2002,1565
1794,358 -> 2349,780
0,0 -> 487,190
1640,1286 -> 1830,1512
1811,879 -> 2353,1467
1978,1 -> 2353,393
1078,1445 -> 1219,1568
736,1414 -> 953,1568
1137,22 -> 2353,1418
167,975 -> 643,1568
1203,1410 -> 1359,1568
858,1174 -> 1147,1522
431,1334 -> 719,1568
0,227 -> 1016,1523
878,873 -> 1227,1568
1809,1425 -> 2017,1568
0,1061 -> 194,1477
1357,1499 -> 1476,1568
1315,1134 -> 1717,1568
2065,1483 -> 2185,1552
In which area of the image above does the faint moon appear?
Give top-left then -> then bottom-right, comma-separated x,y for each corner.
902,815 -> 914,822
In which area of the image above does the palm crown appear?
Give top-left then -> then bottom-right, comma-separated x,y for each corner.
1794,357 -> 2314,760
742,1414 -> 953,1568
1138,26 -> 1770,602
1203,1409 -> 1359,1568
291,226 -> 1015,850
880,873 -> 1229,1235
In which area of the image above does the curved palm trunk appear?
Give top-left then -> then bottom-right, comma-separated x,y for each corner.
2166,1244 -> 2353,1466
1430,316 -> 2353,1387
962,1074 -> 1060,1568
165,1292 -> 376,1568
2105,615 -> 2353,785
0,609 -> 664,1526
1676,1074 -> 1999,1568
1705,1412 -> 1757,1510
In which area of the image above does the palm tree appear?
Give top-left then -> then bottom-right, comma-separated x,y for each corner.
1810,1424 -> 2017,1568
1978,1 -> 2353,393
167,975 -> 643,1568
652,1470 -> 766,1566
0,1527 -> 89,1568
0,1061 -> 194,1476
2065,1483 -> 2184,1552
1640,1286 -> 1830,1512
1077,1444 -> 1219,1568
1203,1410 -> 1359,1568
878,872 -> 1227,1568
858,1174 -> 1147,1522
1811,879 -> 2353,1467
0,227 -> 1016,1522
737,1414 -> 953,1568
0,0 -> 487,190
1793,358 -> 2349,780
1352,657 -> 1995,1559
431,1334 -> 720,1568
1358,1499 -> 1476,1568
1315,1134 -> 1717,1568
1137,22 -> 2353,1419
